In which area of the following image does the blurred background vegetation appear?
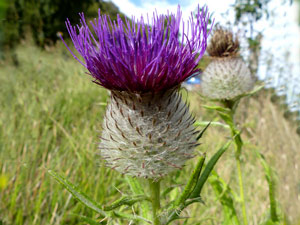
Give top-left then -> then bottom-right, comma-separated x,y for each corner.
0,0 -> 299,225
0,0 -> 125,49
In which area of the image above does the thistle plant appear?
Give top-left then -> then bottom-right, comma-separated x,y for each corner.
46,6 -> 236,225
200,26 -> 279,224
63,6 -> 210,178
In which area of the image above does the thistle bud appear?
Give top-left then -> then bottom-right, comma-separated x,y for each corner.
201,26 -> 255,100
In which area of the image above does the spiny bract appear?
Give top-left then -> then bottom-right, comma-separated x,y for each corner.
201,57 -> 254,100
201,27 -> 254,100
100,89 -> 198,179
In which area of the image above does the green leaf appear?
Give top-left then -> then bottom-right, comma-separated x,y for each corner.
218,111 -> 234,128
48,170 -> 107,217
194,120 -> 230,129
166,196 -> 205,224
112,211 -> 151,224
173,154 -> 206,207
189,141 -> 232,198
240,85 -> 264,98
125,176 -> 151,220
162,185 -> 178,198
255,151 -> 279,222
209,172 -> 240,225
103,195 -> 150,211
203,105 -> 231,113
125,176 -> 145,195
76,214 -> 102,225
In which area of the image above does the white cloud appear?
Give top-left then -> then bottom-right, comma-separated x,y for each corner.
110,0 -> 235,25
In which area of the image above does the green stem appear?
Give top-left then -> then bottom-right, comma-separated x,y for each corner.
236,155 -> 248,225
223,100 -> 248,225
149,179 -> 161,225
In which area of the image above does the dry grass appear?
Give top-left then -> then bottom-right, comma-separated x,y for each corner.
185,90 -> 300,224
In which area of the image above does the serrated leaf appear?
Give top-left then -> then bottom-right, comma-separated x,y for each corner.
48,170 -> 107,217
190,141 -> 232,198
103,195 -> 150,211
173,154 -> 206,207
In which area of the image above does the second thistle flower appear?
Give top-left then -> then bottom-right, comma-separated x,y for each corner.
201,26 -> 255,100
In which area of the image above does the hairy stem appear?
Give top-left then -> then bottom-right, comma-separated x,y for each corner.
149,180 -> 161,225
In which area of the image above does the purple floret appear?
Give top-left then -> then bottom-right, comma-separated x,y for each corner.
62,5 -> 211,92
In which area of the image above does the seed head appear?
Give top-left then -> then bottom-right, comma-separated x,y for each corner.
207,26 -> 239,57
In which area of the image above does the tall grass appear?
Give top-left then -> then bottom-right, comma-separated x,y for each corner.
1,42 -> 299,224
0,42 -> 122,225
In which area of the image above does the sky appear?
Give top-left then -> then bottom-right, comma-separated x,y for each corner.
109,0 -> 300,107
109,0 -> 235,24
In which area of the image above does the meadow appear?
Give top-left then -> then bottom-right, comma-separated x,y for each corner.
0,41 -> 299,225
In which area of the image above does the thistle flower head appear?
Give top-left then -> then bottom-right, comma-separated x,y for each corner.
207,26 -> 239,57
201,57 -> 255,100
63,5 -> 210,93
100,89 -> 198,179
201,26 -> 254,100
64,6 -> 211,178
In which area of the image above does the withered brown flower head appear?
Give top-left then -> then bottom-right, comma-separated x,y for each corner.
206,26 -> 239,57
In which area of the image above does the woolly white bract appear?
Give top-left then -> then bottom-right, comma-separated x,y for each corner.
100,89 -> 198,179
201,57 -> 255,100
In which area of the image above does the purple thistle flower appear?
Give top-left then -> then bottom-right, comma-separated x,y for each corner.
63,6 -> 212,178
62,5 -> 211,92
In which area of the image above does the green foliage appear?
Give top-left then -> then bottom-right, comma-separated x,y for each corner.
190,141 -> 232,198
233,0 -> 271,23
0,43 -> 113,224
1,0 -> 125,48
173,154 -> 206,207
255,151 -> 279,222
0,43 -> 295,224
209,172 -> 240,225
167,141 -> 231,224
48,170 -> 107,217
